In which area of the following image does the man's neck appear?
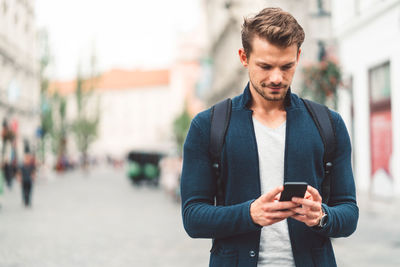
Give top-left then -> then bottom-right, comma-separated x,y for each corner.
248,84 -> 287,128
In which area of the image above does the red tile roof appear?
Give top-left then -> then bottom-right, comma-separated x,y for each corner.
49,68 -> 170,95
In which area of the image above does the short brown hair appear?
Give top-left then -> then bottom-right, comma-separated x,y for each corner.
241,7 -> 305,56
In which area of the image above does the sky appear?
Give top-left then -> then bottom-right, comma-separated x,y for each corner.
35,0 -> 201,80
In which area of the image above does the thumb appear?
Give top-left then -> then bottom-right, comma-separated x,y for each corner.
262,186 -> 284,202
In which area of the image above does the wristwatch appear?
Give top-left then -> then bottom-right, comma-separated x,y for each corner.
317,207 -> 328,228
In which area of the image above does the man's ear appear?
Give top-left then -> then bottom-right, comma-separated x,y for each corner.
239,48 -> 249,67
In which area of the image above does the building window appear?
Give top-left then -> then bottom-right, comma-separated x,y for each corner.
370,62 -> 391,106
316,0 -> 329,16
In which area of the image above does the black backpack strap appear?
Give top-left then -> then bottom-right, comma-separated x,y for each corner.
302,99 -> 336,204
209,98 -> 232,206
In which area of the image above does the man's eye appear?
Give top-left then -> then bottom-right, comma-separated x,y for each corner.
281,65 -> 292,70
261,66 -> 271,70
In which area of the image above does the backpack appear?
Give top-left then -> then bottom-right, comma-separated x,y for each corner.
209,98 -> 335,205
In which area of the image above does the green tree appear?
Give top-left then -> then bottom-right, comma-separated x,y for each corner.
173,105 -> 192,155
38,29 -> 53,163
37,30 -> 69,169
70,51 -> 100,169
49,92 -> 68,170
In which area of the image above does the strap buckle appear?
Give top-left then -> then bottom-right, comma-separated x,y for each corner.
212,162 -> 220,177
324,162 -> 333,174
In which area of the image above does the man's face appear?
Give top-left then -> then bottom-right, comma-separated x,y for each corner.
239,36 -> 300,102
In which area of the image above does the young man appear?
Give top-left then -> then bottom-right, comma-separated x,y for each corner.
180,7 -> 358,267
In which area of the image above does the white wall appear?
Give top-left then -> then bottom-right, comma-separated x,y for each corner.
332,0 -> 400,195
65,84 -> 179,159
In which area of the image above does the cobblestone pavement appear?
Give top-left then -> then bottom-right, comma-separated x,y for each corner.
333,192 -> 400,267
1,166 -> 399,267
0,167 -> 209,267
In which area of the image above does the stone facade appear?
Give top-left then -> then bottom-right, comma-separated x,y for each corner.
0,0 -> 39,157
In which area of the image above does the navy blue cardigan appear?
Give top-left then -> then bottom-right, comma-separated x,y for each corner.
181,84 -> 358,267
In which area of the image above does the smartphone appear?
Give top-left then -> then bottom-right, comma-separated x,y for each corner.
279,182 -> 308,202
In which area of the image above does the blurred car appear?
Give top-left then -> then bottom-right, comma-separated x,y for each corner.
126,151 -> 163,186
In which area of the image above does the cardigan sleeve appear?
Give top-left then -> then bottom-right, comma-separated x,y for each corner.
181,115 -> 261,239
311,112 -> 359,237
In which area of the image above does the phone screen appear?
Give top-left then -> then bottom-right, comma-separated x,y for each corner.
279,182 -> 308,202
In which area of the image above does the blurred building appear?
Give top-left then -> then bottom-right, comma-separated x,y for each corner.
171,30 -> 208,117
0,0 -> 39,158
201,0 -> 334,105
50,68 -> 185,160
332,0 -> 400,197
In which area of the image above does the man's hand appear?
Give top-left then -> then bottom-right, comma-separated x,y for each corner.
250,186 -> 300,227
290,186 -> 323,227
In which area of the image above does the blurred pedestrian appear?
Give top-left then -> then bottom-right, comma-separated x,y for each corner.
0,166 -> 3,209
181,7 -> 358,267
2,158 -> 14,189
17,153 -> 36,207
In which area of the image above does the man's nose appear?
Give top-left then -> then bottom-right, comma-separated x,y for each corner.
270,69 -> 283,85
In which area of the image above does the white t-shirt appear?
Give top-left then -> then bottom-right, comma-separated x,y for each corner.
253,117 -> 295,267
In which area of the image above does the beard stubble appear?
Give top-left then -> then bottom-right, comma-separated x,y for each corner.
251,80 -> 288,102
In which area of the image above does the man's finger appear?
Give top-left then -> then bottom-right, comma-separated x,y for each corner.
274,193 -> 281,201
290,207 -> 306,215
291,197 -> 320,211
307,186 -> 322,203
265,201 -> 300,212
262,186 -> 284,202
291,214 -> 308,223
305,191 -> 312,200
291,207 -> 320,219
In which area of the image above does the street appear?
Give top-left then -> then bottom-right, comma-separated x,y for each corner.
333,192 -> 400,267
0,167 -> 209,267
1,166 -> 399,267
